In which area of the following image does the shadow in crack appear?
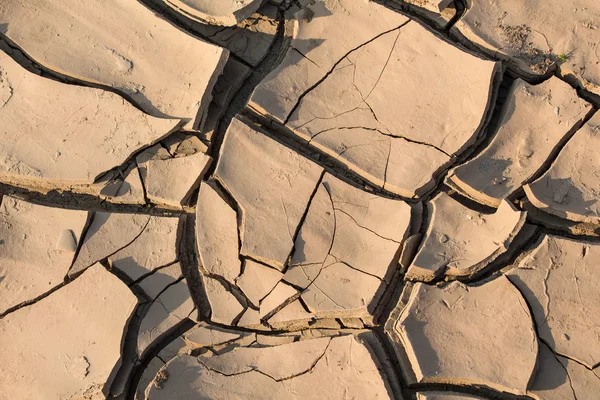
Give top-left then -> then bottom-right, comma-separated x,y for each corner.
142,1 -> 282,67
506,273 -> 569,391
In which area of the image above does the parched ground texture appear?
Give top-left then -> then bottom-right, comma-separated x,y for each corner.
0,0 -> 599,399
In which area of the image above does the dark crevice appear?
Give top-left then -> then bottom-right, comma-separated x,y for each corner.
508,105 -> 599,203
204,7 -> 293,178
291,46 -> 321,69
0,279 -> 70,319
241,111 -> 415,201
139,0 -> 260,70
127,261 -> 181,291
125,319 -> 196,400
284,170 -> 325,272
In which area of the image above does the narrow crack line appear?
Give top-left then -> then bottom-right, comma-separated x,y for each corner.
283,20 -> 412,125
327,254 -> 384,282
539,339 -> 579,399
147,276 -> 185,304
203,26 -> 230,40
86,215 -> 153,273
383,139 -> 392,189
128,260 -> 181,288
296,106 -> 366,130
291,183 -> 339,290
322,181 -> 337,260
309,125 -> 450,156
280,196 -> 294,242
539,335 -> 598,371
307,279 -> 347,310
197,360 -> 312,384
241,254 -> 285,273
291,47 -> 322,69
333,207 -> 400,243
276,339 -> 332,382
365,29 -> 402,100
337,139 -> 389,158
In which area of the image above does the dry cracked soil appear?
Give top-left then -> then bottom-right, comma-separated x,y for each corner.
0,0 -> 599,399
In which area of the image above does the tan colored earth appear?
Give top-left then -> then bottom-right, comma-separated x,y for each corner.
1,0 -> 599,399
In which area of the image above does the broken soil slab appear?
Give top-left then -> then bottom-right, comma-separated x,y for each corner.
0,51 -> 180,188
406,192 -> 525,282
202,275 -> 246,325
136,262 -> 183,300
101,164 -> 147,206
202,169 -> 411,326
451,0 -> 600,100
108,216 -> 180,283
236,259 -> 283,307
195,181 -> 241,284
393,277 -> 538,395
0,196 -> 87,315
135,357 -> 165,400
507,234 -> 600,369
524,111 -> 600,225
188,4 -> 278,67
183,322 -> 248,349
70,212 -> 181,277
0,264 -> 137,399
265,299 -> 314,330
137,278 -> 196,359
0,0 -> 228,129
145,333 -> 399,399
447,77 -> 592,207
158,0 -> 266,27
259,281 -> 299,319
248,0 -> 410,122
214,117 -> 323,270
284,173 -> 411,320
137,144 -> 212,208
250,3 -> 501,197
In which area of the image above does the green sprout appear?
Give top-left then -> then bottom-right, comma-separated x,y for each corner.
557,54 -> 569,63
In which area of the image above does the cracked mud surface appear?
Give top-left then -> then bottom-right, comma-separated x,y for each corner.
1,0 -> 599,399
